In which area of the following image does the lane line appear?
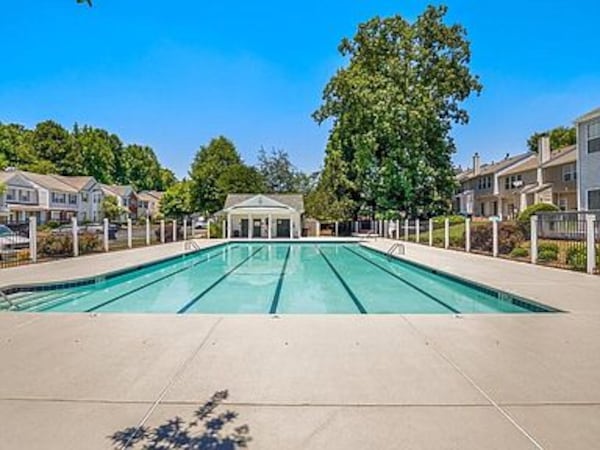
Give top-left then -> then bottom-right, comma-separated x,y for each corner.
344,246 -> 460,314
316,246 -> 367,314
84,246 -> 232,313
269,246 -> 291,314
177,246 -> 264,314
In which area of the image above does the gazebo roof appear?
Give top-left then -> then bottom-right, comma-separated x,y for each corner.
223,194 -> 304,213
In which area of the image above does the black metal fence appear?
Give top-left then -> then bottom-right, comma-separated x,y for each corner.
0,222 -> 32,268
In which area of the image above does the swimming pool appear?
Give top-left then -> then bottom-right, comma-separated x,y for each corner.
3,243 -> 555,314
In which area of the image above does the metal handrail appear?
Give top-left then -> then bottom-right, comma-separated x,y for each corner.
0,289 -> 17,310
387,243 -> 405,258
184,240 -> 201,252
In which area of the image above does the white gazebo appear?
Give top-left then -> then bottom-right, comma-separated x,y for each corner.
221,194 -> 304,239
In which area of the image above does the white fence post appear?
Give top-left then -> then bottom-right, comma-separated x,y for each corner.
160,220 -> 165,244
395,219 -> 400,240
29,216 -> 37,263
103,218 -> 109,252
444,218 -> 450,249
586,214 -> 596,275
222,220 -> 226,239
183,218 -> 188,240
404,219 -> 409,241
72,216 -> 79,257
465,218 -> 471,253
316,221 -> 320,237
335,221 -> 339,237
492,218 -> 499,257
172,220 -> 177,242
415,219 -> 420,243
207,219 -> 211,239
531,216 -> 538,264
127,218 -> 133,249
428,218 -> 433,246
146,219 -> 151,245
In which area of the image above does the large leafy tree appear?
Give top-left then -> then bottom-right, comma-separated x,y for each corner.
0,123 -> 36,169
119,144 -> 163,191
72,125 -> 121,184
160,181 -> 193,219
31,120 -> 75,175
313,6 -> 482,217
189,136 -> 243,214
257,147 -> 304,193
216,164 -> 266,196
527,126 -> 576,153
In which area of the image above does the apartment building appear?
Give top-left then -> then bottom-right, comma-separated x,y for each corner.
575,107 -> 600,210
137,190 -> 164,219
99,184 -> 139,223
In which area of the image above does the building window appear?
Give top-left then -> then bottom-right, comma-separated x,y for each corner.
68,194 -> 78,205
52,192 -> 66,204
558,197 -> 568,211
7,189 -> 15,201
504,174 -> 522,190
562,164 -> 576,182
81,192 -> 89,202
589,189 -> 600,210
588,120 -> 600,154
480,202 -> 485,216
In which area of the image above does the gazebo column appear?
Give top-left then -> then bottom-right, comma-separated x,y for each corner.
289,214 -> 293,239
248,213 -> 252,239
227,212 -> 232,239
268,214 -> 272,239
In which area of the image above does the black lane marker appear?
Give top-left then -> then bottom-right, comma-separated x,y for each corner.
316,246 -> 367,314
84,246 -> 232,313
177,246 -> 264,314
269,246 -> 291,314
343,246 -> 460,314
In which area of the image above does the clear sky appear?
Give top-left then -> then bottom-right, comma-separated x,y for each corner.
1,1 -> 599,178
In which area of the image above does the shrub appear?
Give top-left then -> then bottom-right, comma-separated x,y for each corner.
538,242 -> 559,254
79,232 -> 101,253
538,249 -> 558,262
517,203 -> 559,237
470,221 -> 524,254
208,221 -> 223,239
432,215 -> 464,226
510,247 -> 529,258
39,233 -> 73,257
566,247 -> 588,271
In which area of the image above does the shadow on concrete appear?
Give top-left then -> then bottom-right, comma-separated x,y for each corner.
110,390 -> 252,449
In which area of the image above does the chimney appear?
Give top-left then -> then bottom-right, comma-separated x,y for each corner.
473,153 -> 481,176
538,136 -> 551,164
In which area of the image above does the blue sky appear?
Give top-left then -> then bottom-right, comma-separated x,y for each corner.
1,1 -> 599,178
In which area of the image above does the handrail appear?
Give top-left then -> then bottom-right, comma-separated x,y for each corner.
184,240 -> 201,252
387,243 -> 405,258
0,289 -> 17,311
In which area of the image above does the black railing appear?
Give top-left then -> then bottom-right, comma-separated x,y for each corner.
0,222 -> 31,268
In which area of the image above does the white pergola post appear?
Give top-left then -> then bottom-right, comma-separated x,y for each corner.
268,214 -> 272,239
146,218 -> 151,245
127,218 -> 133,249
465,218 -> 471,252
227,213 -> 232,239
103,218 -> 109,252
207,219 -> 211,239
586,214 -> 596,274
172,220 -> 177,242
248,214 -> 252,239
290,217 -> 294,239
531,216 -> 538,264
222,220 -> 226,238
444,218 -> 450,249
415,219 -> 420,243
29,216 -> 37,263
160,220 -> 165,244
72,216 -> 79,257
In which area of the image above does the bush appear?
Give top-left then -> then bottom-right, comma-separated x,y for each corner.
517,203 -> 559,237
79,232 -> 101,253
39,233 -> 73,257
432,215 -> 464,226
566,247 -> 587,271
538,249 -> 558,262
538,242 -> 559,254
510,247 -> 529,258
470,221 -> 524,254
208,221 -> 223,239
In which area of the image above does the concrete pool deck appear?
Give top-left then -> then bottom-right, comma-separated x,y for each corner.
0,239 -> 599,449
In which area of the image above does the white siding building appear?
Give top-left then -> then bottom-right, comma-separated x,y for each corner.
575,107 -> 600,210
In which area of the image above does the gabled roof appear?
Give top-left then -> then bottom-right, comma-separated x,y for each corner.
224,193 -> 304,212
18,171 -> 79,193
138,190 -> 164,202
51,175 -> 97,191
100,184 -> 135,197
575,107 -> 600,124
502,156 -> 538,176
458,153 -> 532,182
541,145 -> 577,168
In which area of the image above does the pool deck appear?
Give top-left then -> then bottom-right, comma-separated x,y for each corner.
1,239 -> 599,449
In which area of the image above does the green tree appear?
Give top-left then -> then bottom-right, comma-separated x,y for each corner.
257,147 -> 305,193
159,168 -> 178,190
31,120 -> 75,174
313,6 -> 481,218
0,123 -> 36,169
189,136 -> 243,214
527,126 -> 576,153
119,144 -> 163,191
101,196 -> 126,222
159,181 -> 193,219
72,125 -> 121,183
216,164 -> 266,196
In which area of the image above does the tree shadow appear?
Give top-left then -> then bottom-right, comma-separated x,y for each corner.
110,390 -> 252,449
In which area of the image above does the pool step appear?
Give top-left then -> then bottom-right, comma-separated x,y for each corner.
1,290 -> 77,312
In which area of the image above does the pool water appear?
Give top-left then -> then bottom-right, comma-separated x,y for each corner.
7,243 -> 553,314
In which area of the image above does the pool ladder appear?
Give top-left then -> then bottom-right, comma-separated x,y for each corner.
184,240 -> 201,252
387,243 -> 405,258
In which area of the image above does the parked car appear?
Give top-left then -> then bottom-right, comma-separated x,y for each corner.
0,224 -> 30,260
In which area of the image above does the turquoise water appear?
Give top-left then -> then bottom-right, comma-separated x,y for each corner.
8,243 -> 551,314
